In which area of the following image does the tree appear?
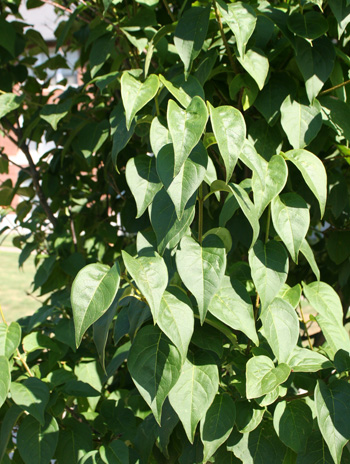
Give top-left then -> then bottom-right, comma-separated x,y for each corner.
1,0 -> 350,462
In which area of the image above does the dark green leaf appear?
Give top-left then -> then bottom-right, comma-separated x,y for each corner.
10,378 -> 49,426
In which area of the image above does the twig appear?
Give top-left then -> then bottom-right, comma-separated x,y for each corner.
278,391 -> 313,403
299,304 -> 313,350
320,79 -> 350,96
212,0 -> 238,74
162,0 -> 175,22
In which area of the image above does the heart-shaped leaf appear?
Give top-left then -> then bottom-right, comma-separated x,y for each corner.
246,356 -> 291,399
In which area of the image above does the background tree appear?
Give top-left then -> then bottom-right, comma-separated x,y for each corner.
1,0 -> 350,462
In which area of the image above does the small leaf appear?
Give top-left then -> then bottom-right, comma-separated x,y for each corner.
0,356 -> 10,408
273,400 -> 313,453
200,394 -> 236,462
128,325 -> 182,424
235,401 -> 265,433
39,99 -> 72,130
167,96 -> 208,177
121,73 -> 159,130
122,250 -> 168,322
125,155 -> 162,218
209,104 -> 246,182
315,379 -> 350,464
17,414 -> 59,464
271,193 -> 310,263
0,322 -> 21,358
287,346 -> 332,373
71,262 -> 121,348
260,298 -> 299,363
0,93 -> 24,119
237,48 -> 269,90
176,235 -> 226,324
174,6 -> 211,76
10,378 -> 50,426
280,96 -> 322,149
284,149 -> 327,217
150,116 -> 172,156
249,240 -> 289,311
246,355 -> 291,399
300,238 -> 320,281
169,351 -> 219,443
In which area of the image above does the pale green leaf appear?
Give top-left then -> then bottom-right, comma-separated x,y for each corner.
122,250 -> 168,322
0,93 -> 24,119
300,238 -> 320,281
271,193 -> 310,263
169,351 -> 219,443
287,346 -> 332,373
239,139 -> 266,184
277,284 -> 301,309
0,322 -> 21,359
246,355 -> 291,399
150,116 -> 171,156
0,356 -> 10,408
237,48 -> 269,90
71,263 -> 121,348
10,378 -> 50,426
40,99 -> 72,130
128,325 -> 182,424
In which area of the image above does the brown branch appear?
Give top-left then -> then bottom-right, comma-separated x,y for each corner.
278,391 -> 313,403
162,0 -> 175,22
320,79 -> 350,96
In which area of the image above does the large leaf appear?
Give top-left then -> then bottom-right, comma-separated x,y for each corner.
169,351 -> 219,443
237,48 -> 269,90
287,346 -> 332,373
174,6 -> 210,76
0,356 -> 10,408
287,11 -> 328,40
302,281 -> 350,356
122,250 -> 168,322
157,288 -> 194,361
315,380 -> 350,464
246,355 -> 291,399
110,103 -> 136,167
175,235 -> 226,324
55,418 -> 93,464
280,96 -> 322,149
249,240 -> 289,311
252,154 -> 288,217
217,1 -> 257,57
273,400 -> 313,452
284,149 -> 327,217
121,73 -> 159,129
200,394 -> 236,461
10,378 -> 50,426
296,430 -> 346,464
167,96 -> 208,177
271,193 -> 310,263
125,155 -> 162,218
0,322 -> 21,358
17,414 -> 59,464
260,298 -> 299,363
99,441 -> 129,464
128,325 -> 182,424
209,104 -> 246,182
149,188 -> 196,255
208,275 -> 258,345
295,36 -> 335,102
156,142 -> 208,219
71,262 -> 120,348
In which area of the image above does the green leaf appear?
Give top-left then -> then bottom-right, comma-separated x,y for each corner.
315,379 -> 350,464
0,322 -> 21,358
287,11 -> 328,40
54,418 -> 93,464
125,155 -> 162,218
208,275 -> 258,345
0,356 -> 10,408
39,99 -> 72,130
280,97 -> 322,149
209,104 -> 246,182
320,96 -> 350,143
176,235 -> 226,324
252,154 -> 288,217
273,400 -> 313,453
217,1 -> 257,57
0,93 -> 24,119
0,405 -> 22,462
286,346 -> 332,373
159,74 -> 204,109
17,414 -> 59,464
249,240 -> 289,312
302,281 -> 350,356
235,401 -> 265,433
10,378 -> 50,426
326,230 -> 350,264
300,239 -> 320,281
128,325 -> 182,424
284,149 -> 327,218
271,193 -> 310,263
174,6 -> 211,76
110,103 -> 136,168
157,288 -> 194,361
0,18 -> 16,56
237,48 -> 269,90
200,394 -> 236,462
167,97 -> 208,177
71,262 -> 121,348
260,298 -> 299,363
203,227 -> 232,253
328,0 -> 350,39
278,284 -> 301,309
93,301 -> 117,370
239,139 -> 266,183
169,351 -> 219,443
99,440 -> 129,464
150,116 -> 172,156
149,189 -> 196,255
246,355 -> 291,399
156,142 -> 208,219
295,36 -> 335,102
122,250 -> 168,322
296,430 -> 342,464
121,73 -> 159,130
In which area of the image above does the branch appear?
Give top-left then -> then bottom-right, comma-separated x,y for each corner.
212,0 -> 238,74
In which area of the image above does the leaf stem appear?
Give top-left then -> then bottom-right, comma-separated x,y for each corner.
0,304 -> 7,325
319,78 -> 350,96
212,0 -> 238,74
198,183 -> 204,244
299,304 -> 313,350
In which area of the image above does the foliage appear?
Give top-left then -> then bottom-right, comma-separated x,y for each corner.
1,0 -> 350,462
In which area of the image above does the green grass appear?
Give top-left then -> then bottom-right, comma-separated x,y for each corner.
0,235 -> 41,323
